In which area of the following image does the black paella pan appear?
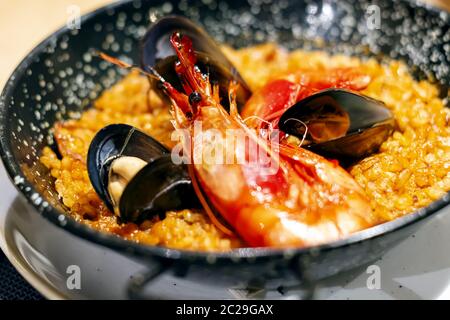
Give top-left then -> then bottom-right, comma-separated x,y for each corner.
0,0 -> 449,299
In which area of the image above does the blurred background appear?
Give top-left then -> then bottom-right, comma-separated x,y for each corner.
0,0 -> 449,89
0,0 -> 112,88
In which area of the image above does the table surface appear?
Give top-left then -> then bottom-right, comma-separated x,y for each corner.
0,252 -> 43,299
0,0 -> 449,300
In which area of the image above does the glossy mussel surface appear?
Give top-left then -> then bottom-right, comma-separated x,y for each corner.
141,15 -> 252,110
87,124 -> 198,222
279,89 -> 395,159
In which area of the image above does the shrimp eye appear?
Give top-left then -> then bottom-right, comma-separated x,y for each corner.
189,91 -> 202,105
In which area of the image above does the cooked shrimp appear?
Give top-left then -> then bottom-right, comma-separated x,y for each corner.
241,67 -> 370,130
152,33 -> 378,248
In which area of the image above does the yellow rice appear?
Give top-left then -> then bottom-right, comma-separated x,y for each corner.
40,44 -> 450,251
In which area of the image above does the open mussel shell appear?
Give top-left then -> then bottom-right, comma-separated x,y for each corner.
140,15 -> 252,110
152,53 -> 251,110
119,155 -> 198,222
87,124 -> 169,214
279,89 -> 395,159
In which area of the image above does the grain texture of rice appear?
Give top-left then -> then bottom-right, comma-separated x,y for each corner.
40,44 -> 450,251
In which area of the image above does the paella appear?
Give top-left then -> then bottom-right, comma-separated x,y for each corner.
39,17 -> 450,251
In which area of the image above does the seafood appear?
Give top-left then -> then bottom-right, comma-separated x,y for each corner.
141,16 -> 251,110
240,67 -> 371,129
278,89 -> 395,159
151,33 -> 379,248
40,24 -> 450,250
87,124 -> 198,222
240,65 -> 394,159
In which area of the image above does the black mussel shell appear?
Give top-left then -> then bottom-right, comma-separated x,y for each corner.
151,54 -> 251,110
119,155 -> 199,222
140,15 -> 251,110
87,124 -> 169,213
279,89 -> 395,159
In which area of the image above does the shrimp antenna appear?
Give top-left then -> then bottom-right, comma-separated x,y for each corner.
230,67 -> 239,84
243,116 -> 274,132
97,51 -> 161,82
146,65 -> 166,82
283,118 -> 309,147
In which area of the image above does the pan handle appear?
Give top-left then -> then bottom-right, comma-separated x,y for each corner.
285,257 -> 317,300
126,258 -> 174,299
126,257 -> 316,300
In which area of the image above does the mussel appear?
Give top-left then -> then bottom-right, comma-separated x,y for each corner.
140,15 -> 252,110
87,124 -> 198,222
278,89 -> 395,159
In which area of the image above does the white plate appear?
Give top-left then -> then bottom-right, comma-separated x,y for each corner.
1,163 -> 450,299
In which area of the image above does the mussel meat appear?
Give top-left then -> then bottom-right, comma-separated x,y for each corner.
87,124 -> 198,222
278,89 -> 395,159
140,15 -> 252,110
